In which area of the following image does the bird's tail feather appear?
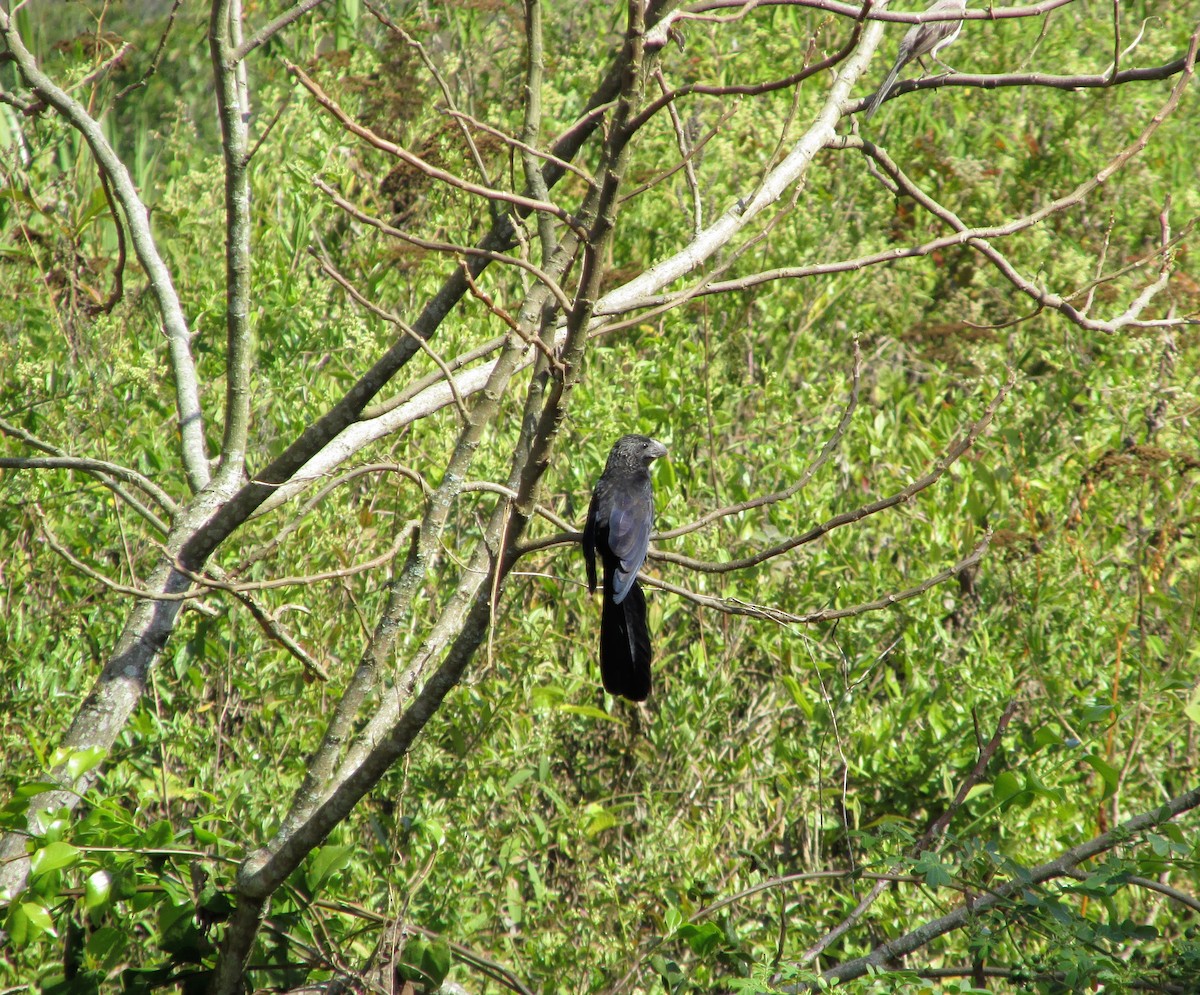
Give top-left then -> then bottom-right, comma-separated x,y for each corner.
865,59 -> 903,121
600,579 -> 652,701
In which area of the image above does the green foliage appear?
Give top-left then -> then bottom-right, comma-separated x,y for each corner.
2,0 -> 1199,993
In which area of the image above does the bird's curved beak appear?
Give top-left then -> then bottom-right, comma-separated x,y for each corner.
649,439 -> 669,460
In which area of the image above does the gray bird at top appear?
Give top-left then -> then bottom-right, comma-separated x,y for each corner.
864,0 -> 968,121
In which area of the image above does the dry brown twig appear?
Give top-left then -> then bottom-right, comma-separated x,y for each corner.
311,177 -> 575,316
288,61 -> 582,233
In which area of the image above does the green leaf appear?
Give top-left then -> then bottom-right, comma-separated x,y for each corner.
65,746 -> 107,781
557,703 -> 619,722
1083,754 -> 1120,800
305,844 -> 353,896
1184,684 -> 1200,725
678,920 -> 724,956
664,907 -> 683,933
782,675 -> 815,719
85,926 -> 126,969
912,851 -> 953,889
419,938 -> 451,985
582,803 -> 617,837
30,840 -> 81,880
505,767 -> 536,793
992,771 -> 1024,806
1081,702 -> 1116,724
85,869 -> 112,911
6,901 -> 56,946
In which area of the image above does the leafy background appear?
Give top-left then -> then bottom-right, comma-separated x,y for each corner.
1,0 -> 1198,992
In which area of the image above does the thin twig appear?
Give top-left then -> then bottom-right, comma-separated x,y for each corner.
311,177 -> 575,315
652,531 -> 992,625
659,373 -> 1014,574
289,61 -> 581,231
309,248 -> 472,422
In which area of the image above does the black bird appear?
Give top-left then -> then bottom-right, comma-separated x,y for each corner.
864,0 -> 967,121
582,434 -> 669,701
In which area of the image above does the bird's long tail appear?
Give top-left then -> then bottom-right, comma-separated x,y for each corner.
600,578 -> 652,701
865,57 -> 904,121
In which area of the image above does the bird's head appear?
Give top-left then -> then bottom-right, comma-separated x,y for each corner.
608,434 -> 669,471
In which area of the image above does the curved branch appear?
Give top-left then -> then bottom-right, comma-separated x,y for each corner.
858,56 -> 1193,117
851,30 -> 1199,333
653,530 -> 991,625
289,62 -> 581,231
1063,868 -> 1200,916
0,454 -> 176,518
0,11 -> 209,491
689,0 -> 1079,23
659,373 -> 1013,574
310,178 -> 576,318
230,0 -> 328,63
658,340 -> 861,541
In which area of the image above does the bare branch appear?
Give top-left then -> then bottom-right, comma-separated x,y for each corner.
445,108 -> 596,189
1063,867 -> 1200,915
0,10 -> 209,491
630,0 -> 869,132
309,249 -> 472,423
690,0 -> 1081,24
311,177 -> 575,315
810,782 -> 1200,988
363,0 -> 495,189
210,0 -> 255,479
115,0 -> 185,100
0,454 -> 176,519
289,62 -> 581,231
857,56 -> 1193,116
652,530 -> 992,625
658,373 -> 1014,573
230,0 -> 328,64
580,7 -> 892,320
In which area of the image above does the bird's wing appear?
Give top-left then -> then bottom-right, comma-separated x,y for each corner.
606,487 -> 652,605
583,486 -> 600,594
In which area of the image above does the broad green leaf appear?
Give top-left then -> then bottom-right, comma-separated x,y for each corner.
557,703 -> 619,722
306,844 -> 353,895
84,869 -> 112,911
1083,754 -> 1120,801
30,840 -> 81,880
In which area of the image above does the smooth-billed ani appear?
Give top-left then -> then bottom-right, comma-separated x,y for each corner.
583,434 -> 669,701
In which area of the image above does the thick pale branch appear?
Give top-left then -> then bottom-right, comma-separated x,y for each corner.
595,9 -> 888,318
210,0 -> 255,478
